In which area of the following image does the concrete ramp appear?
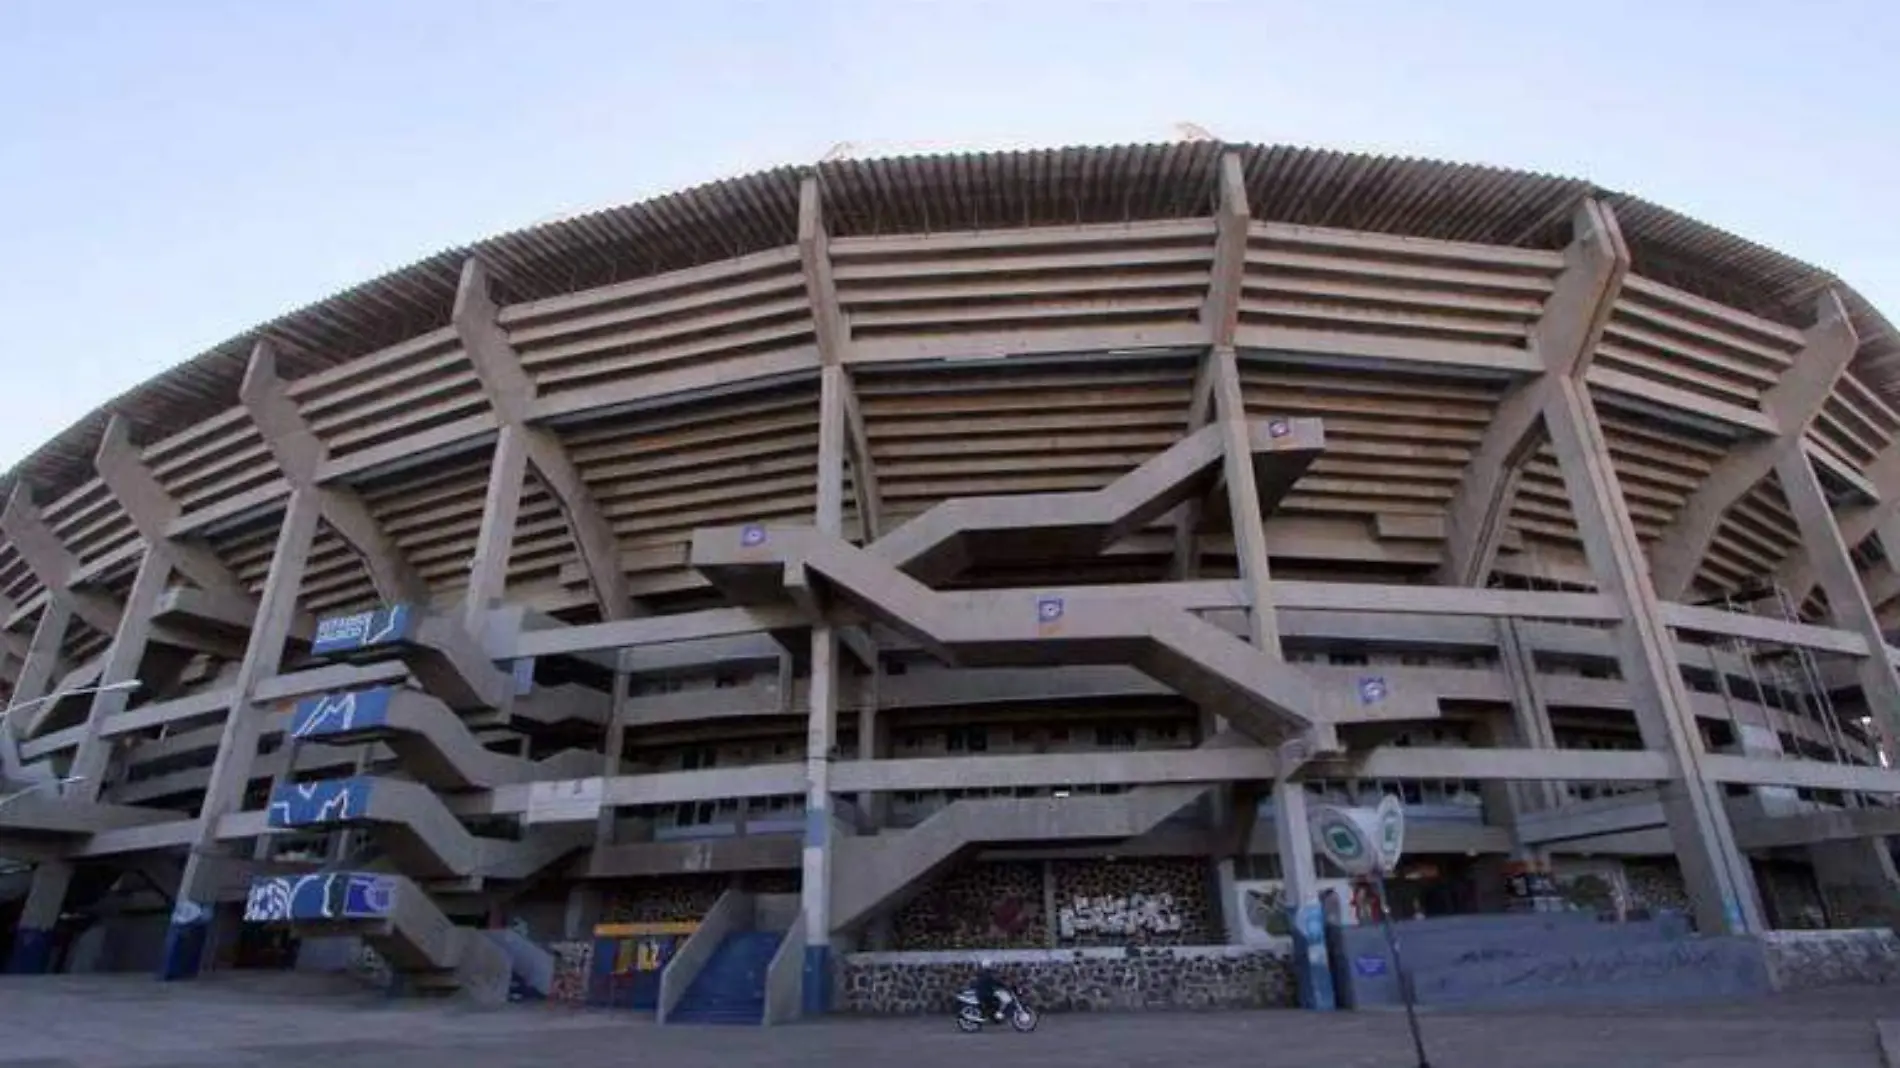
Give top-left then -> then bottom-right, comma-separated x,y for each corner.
830,783 -> 1208,933
691,527 -> 1321,743
289,686 -> 592,791
308,605 -> 510,711
0,791 -> 181,837
242,870 -> 508,1003
870,418 -> 1323,584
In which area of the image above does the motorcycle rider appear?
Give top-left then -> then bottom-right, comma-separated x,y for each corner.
972,958 -> 1003,1021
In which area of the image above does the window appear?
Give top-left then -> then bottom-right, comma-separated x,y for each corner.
1095,726 -> 1137,748
1329,652 -> 1369,667
947,727 -> 989,753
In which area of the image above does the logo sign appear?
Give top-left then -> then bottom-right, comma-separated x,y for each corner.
311,604 -> 413,657
511,657 -> 537,697
1268,418 -> 1290,439
1311,796 -> 1405,877
1375,794 -> 1406,873
740,524 -> 767,548
1036,595 -> 1065,632
1354,955 -> 1390,977
1357,676 -> 1387,706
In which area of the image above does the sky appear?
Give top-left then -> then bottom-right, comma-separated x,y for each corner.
2,0 -> 1896,470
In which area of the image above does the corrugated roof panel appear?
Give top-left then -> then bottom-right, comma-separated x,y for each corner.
4,141 -> 1892,508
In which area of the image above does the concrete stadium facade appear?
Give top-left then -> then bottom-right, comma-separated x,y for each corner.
4,141 -> 1900,1014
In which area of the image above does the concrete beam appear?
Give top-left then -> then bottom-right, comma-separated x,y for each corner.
1649,292 -> 1859,600
1201,151 -> 1248,348
241,340 -> 429,606
1437,199 -> 1627,586
94,415 -> 247,598
800,176 -> 882,541
455,259 -> 633,621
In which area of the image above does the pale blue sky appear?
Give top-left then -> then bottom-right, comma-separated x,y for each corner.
3,0 -> 1895,470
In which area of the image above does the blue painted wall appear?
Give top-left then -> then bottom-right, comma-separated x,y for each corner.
244,872 -> 399,924
266,777 -> 375,828
311,604 -> 414,657
290,687 -> 395,739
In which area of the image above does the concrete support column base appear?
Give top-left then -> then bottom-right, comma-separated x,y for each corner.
801,943 -> 832,1016
5,928 -> 54,974
157,901 -> 212,981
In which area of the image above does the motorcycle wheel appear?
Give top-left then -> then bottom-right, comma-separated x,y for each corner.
955,1013 -> 982,1034
1009,1007 -> 1039,1033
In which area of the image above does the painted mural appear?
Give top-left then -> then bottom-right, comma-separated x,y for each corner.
291,687 -> 395,739
1234,878 -> 1362,944
1052,858 -> 1214,946
311,604 -> 414,657
244,872 -> 398,923
266,777 -> 374,828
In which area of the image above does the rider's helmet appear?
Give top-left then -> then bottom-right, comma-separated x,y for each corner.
978,956 -> 994,971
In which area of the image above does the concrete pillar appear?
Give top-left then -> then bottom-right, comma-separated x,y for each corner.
1544,376 -> 1761,933
1810,838 -> 1900,929
802,624 -> 838,1014
463,423 -> 528,634
1208,344 -> 1334,1007
11,544 -> 178,970
3,597 -> 75,974
163,486 -> 322,980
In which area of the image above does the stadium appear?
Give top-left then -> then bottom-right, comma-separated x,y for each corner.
3,140 -> 1900,1016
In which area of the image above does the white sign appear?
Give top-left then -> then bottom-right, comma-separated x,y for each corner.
526,778 -> 604,824
1311,795 -> 1406,877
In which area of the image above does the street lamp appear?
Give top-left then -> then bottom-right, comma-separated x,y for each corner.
0,775 -> 86,810
0,678 -> 142,727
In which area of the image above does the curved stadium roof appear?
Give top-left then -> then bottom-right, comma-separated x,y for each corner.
9,140 -> 1895,505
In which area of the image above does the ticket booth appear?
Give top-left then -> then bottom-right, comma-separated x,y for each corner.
586,921 -> 698,1012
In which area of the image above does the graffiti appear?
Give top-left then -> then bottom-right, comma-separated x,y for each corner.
267,777 -> 374,828
1235,878 -> 1360,943
291,687 -> 394,739
244,871 -> 397,923
311,604 -> 413,657
1057,892 -> 1183,939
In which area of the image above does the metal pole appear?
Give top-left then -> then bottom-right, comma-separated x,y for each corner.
1371,871 -> 1432,1068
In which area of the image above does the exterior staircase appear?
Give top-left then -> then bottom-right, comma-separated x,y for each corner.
669,931 -> 783,1024
690,528 -> 1323,745
830,780 -> 1209,932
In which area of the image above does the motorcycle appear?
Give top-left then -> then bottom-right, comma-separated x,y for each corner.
953,984 -> 1039,1033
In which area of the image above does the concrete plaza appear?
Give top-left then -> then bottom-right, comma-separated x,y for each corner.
2,975 -> 1898,1068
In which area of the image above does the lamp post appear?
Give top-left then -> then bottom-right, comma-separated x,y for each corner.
0,775 -> 87,811
1,678 -> 141,800
0,678 -> 143,729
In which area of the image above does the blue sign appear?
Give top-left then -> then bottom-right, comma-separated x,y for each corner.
1357,675 -> 1388,706
512,657 -> 537,696
1353,955 -> 1390,977
290,687 -> 394,740
266,776 -> 374,828
244,872 -> 397,924
1036,596 -> 1065,624
311,604 -> 414,657
740,524 -> 767,547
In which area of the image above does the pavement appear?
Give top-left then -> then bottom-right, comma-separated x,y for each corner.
1,973 -> 1897,1068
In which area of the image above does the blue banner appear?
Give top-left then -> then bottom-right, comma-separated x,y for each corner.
291,687 -> 395,739
266,776 -> 375,828
244,872 -> 399,923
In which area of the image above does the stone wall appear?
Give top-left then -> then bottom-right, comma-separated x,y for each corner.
893,861 -> 1045,951
1054,858 -> 1214,947
1622,860 -> 1690,916
1762,929 -> 1900,991
548,940 -> 593,1004
836,945 -> 1294,1014
597,870 -> 799,925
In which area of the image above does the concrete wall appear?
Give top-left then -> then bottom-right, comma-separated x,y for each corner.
890,858 -> 1216,951
1761,928 -> 1900,991
835,946 -> 1295,1014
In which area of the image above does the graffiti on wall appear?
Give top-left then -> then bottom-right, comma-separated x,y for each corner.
1234,879 -> 1361,944
244,871 -> 398,923
1057,892 -> 1184,940
312,604 -> 414,657
267,777 -> 374,828
291,687 -> 395,739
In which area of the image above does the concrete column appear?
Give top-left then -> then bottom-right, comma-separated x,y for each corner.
0,596 -> 71,785
11,544 -> 178,971
163,486 -> 322,980
2,597 -> 74,974
802,624 -> 838,1014
595,665 -> 631,849
1209,344 -> 1334,1008
1775,446 -> 1900,760
1544,376 -> 1761,933
463,423 -> 529,635
1496,619 -> 1563,813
